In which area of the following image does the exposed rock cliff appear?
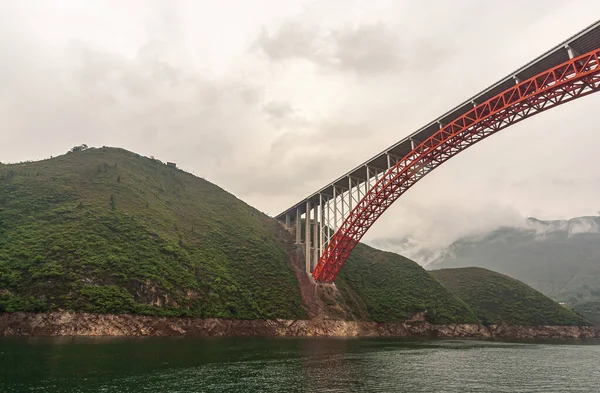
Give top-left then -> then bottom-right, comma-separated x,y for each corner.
1,313 -> 598,338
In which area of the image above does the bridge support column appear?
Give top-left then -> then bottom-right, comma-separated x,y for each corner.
305,201 -> 311,275
295,208 -> 301,244
565,44 -> 579,59
348,177 -> 353,212
312,201 -> 319,273
285,213 -> 291,229
333,186 -> 338,229
319,194 -> 324,266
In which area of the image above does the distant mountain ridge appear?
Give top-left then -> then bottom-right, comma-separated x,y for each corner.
428,216 -> 600,308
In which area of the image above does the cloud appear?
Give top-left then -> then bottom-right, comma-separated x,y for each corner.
254,20 -> 405,75
331,23 -> 403,74
254,22 -> 325,64
66,41 -> 261,162
263,101 -> 294,119
232,120 -> 375,197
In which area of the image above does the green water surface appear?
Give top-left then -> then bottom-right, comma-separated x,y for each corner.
1,337 -> 599,392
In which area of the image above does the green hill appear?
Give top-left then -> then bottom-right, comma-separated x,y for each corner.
335,244 -> 478,324
0,146 -> 476,324
431,267 -> 589,326
573,301 -> 600,326
1,146 -> 572,327
0,147 -> 305,319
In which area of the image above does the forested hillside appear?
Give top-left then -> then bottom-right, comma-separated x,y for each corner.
0,147 -> 305,319
431,268 -> 589,326
0,147 -> 585,326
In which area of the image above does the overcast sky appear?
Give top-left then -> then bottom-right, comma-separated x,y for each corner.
2,1 -> 600,261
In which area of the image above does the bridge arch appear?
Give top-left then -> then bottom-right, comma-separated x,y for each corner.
277,22 -> 600,283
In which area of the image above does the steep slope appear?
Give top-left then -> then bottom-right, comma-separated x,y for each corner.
573,301 -> 600,326
0,147 -> 306,319
334,244 -> 478,324
428,217 -> 600,306
431,268 -> 589,326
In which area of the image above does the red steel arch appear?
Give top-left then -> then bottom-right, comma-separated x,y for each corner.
313,48 -> 600,283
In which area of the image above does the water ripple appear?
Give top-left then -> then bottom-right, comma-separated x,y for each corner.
1,337 -> 599,392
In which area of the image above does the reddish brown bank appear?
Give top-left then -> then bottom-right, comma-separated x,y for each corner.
1,312 -> 598,338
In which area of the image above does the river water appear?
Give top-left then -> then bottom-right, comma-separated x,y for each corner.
1,337 -> 599,392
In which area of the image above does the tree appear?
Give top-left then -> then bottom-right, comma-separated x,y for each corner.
69,144 -> 88,153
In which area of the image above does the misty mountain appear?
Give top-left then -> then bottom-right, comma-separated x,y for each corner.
427,216 -> 600,306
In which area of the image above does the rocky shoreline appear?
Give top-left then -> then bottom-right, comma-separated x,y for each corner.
1,312 -> 598,338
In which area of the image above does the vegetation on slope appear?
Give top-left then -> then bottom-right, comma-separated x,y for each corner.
3,146 -> 567,327
0,147 -> 306,319
335,244 -> 479,324
573,301 -> 600,326
431,268 -> 589,326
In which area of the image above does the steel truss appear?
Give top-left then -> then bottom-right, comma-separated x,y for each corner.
312,48 -> 600,283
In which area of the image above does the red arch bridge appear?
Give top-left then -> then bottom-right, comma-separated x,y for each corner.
276,21 -> 600,283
